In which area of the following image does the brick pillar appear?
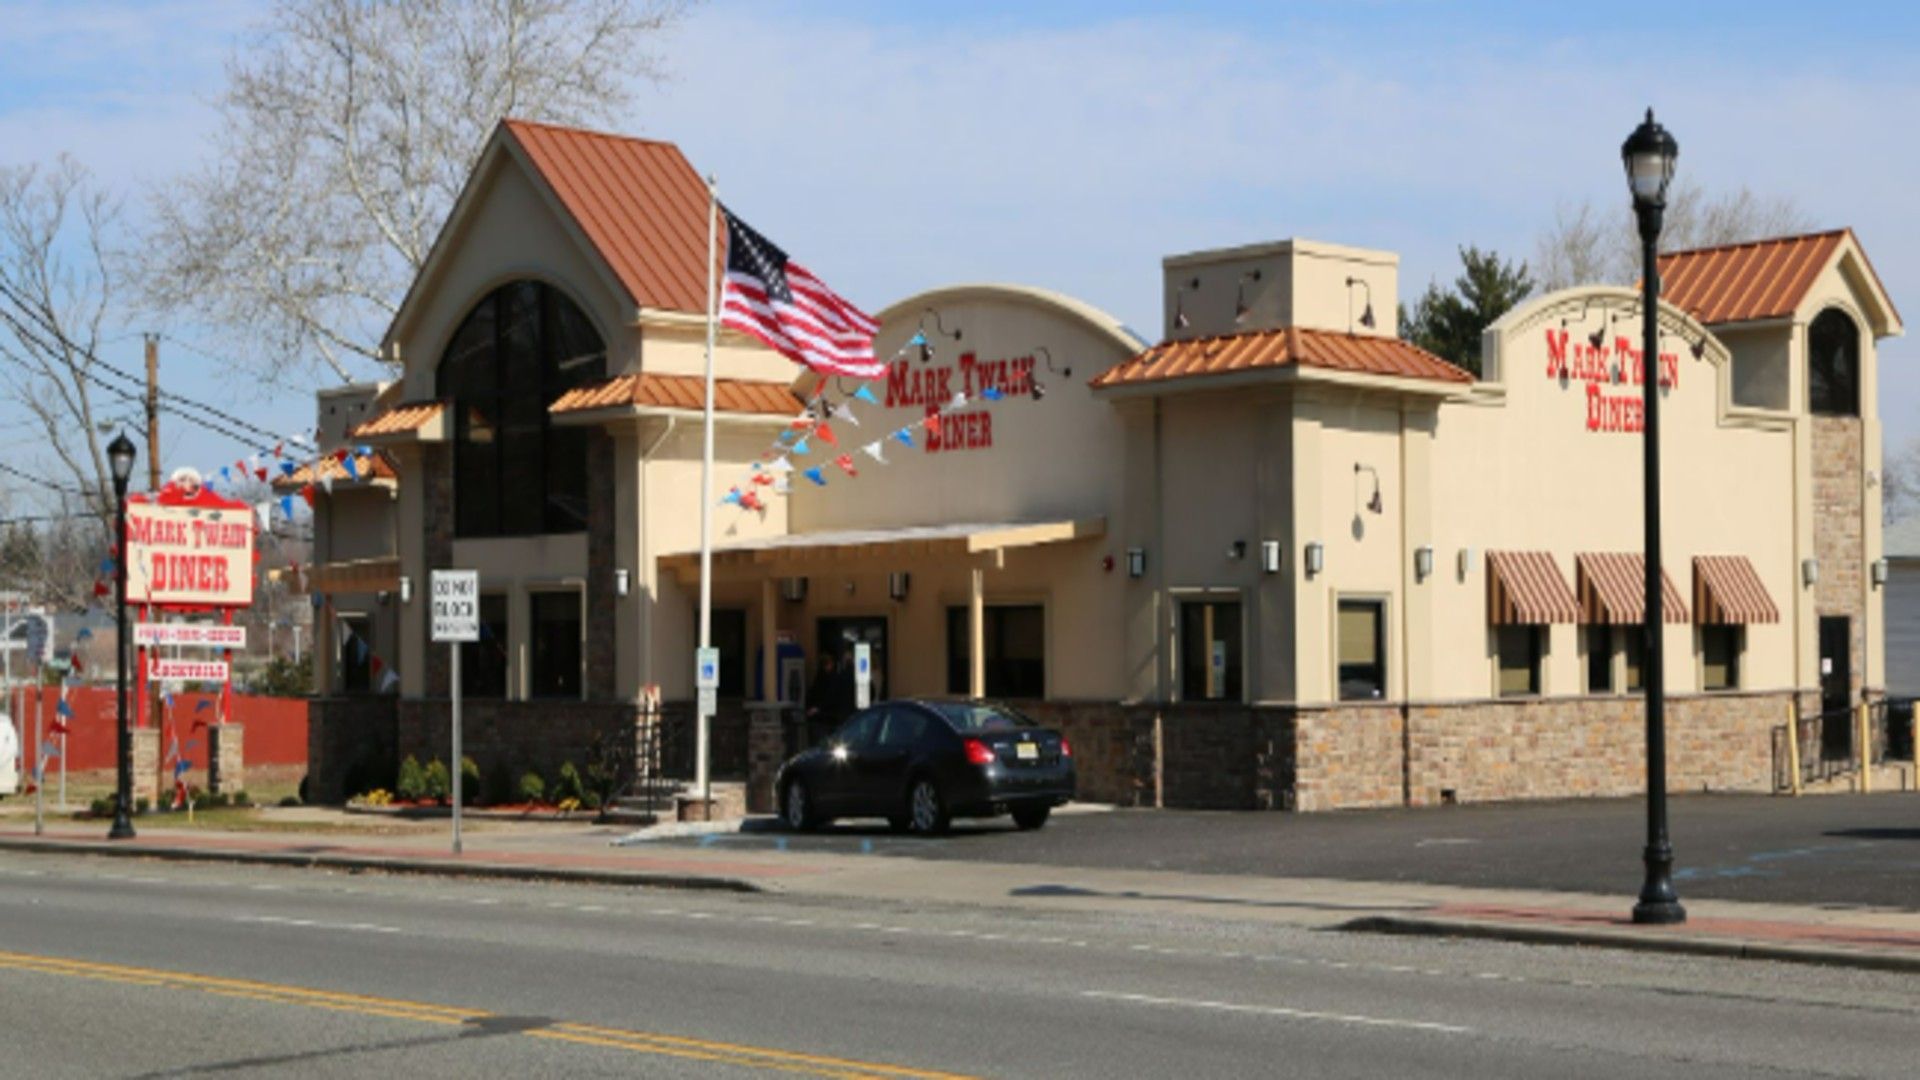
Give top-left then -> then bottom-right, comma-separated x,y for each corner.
208,724 -> 244,795
132,727 -> 159,807
746,704 -> 786,814
585,429 -> 618,700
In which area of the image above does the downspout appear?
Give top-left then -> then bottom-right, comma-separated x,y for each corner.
1398,404 -> 1414,807
635,416 -> 678,690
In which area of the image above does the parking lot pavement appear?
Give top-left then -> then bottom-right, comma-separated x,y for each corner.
633,792 -> 1920,910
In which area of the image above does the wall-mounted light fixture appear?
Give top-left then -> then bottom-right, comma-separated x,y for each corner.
1345,276 -> 1376,333
1414,545 -> 1435,582
1872,557 -> 1889,588
1228,540 -> 1247,561
1234,269 -> 1262,324
1458,547 -> 1476,578
1802,557 -> 1820,588
398,575 -> 412,604
1126,547 -> 1147,579
1172,276 -> 1200,331
1261,540 -> 1282,575
614,569 -> 630,597
910,308 -> 962,364
1304,541 -> 1325,577
1354,463 -> 1384,514
889,572 -> 910,601
780,577 -> 808,602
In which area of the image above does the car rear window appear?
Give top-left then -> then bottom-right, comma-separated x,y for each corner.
925,701 -> 1040,732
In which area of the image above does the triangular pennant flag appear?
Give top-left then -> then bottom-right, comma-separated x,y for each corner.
862,441 -> 887,465
356,444 -> 372,458
380,669 -> 401,693
75,627 -> 92,641
56,699 -> 73,719
792,438 -> 811,456
722,488 -> 742,506
790,411 -> 814,429
815,423 -> 838,447
831,402 -> 860,426
342,455 -> 359,481
320,473 -> 334,494
834,453 -> 857,477
853,385 -> 879,405
279,461 -> 296,478
893,428 -> 915,449
740,490 -> 765,512
254,503 -> 271,529
981,385 -> 1004,401
768,458 -> 794,475
301,484 -> 316,507
371,655 -> 384,675
273,442 -> 284,458
280,495 -> 295,520
254,466 -> 268,482
925,413 -> 943,440
752,472 -> 774,486
908,331 -> 928,347
949,391 -> 968,410
195,699 -> 213,712
804,467 -> 827,486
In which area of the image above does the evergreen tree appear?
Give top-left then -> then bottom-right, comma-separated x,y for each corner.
1402,247 -> 1535,377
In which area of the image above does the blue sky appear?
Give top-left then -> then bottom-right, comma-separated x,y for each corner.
1,0 -> 1916,494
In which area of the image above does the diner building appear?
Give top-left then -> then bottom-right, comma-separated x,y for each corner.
292,119 -> 1901,811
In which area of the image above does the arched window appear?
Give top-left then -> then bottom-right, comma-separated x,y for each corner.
1808,308 -> 1860,417
437,281 -> 606,537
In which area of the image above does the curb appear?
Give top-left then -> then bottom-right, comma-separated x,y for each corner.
1341,914 -> 1920,975
0,837 -> 769,894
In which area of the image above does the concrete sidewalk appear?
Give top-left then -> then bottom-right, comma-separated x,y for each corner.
4,816 -> 1919,974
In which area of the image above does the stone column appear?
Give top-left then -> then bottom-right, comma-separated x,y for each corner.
746,704 -> 785,814
208,724 -> 245,795
132,727 -> 159,807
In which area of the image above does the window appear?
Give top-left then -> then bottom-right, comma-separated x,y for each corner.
529,591 -> 582,699
832,709 -> 881,748
1179,599 -> 1243,701
1584,625 -> 1613,693
1808,308 -> 1860,417
460,594 -> 510,699
1623,628 -> 1645,692
1496,625 -> 1542,697
338,615 -> 371,695
946,605 -> 1045,698
1337,599 -> 1386,701
1701,625 -> 1742,691
437,281 -> 606,537
713,608 -> 747,698
876,707 -> 928,748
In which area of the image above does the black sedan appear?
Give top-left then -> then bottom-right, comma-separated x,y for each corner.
775,699 -> 1075,835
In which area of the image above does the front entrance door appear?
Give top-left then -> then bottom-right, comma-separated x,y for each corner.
817,616 -> 889,704
1819,616 -> 1852,761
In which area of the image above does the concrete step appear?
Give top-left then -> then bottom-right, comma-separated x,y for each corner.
1797,761 -> 1917,795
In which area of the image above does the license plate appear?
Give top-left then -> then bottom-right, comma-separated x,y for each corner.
1016,742 -> 1038,761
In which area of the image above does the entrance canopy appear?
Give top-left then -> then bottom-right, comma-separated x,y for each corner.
661,518 -> 1104,585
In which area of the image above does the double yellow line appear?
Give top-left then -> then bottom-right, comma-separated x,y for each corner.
0,948 -> 975,1079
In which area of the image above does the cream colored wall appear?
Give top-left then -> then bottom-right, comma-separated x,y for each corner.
641,323 -> 808,385
1162,240 -> 1398,341
323,487 -> 396,563
388,151 -> 638,392
1721,326 -> 1791,411
789,286 -> 1139,533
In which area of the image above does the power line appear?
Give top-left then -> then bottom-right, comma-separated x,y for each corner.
0,460 -> 94,499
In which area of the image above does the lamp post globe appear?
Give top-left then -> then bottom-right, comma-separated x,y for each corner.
106,431 -> 137,841
1622,110 -> 1684,925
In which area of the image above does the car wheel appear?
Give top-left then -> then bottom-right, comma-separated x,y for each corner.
1011,805 -> 1051,831
783,779 -> 818,832
906,777 -> 950,836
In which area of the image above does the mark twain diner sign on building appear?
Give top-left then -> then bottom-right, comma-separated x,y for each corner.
126,502 -> 255,607
1542,323 -> 1681,435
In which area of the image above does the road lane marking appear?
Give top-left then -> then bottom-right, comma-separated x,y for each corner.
1082,990 -> 1474,1036
232,914 -> 404,934
0,947 -> 977,1078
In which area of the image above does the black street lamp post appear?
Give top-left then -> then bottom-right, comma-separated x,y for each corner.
107,432 -> 137,841
1623,109 -> 1685,925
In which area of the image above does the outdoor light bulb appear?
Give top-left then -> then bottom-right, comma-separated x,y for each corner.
107,432 -> 137,485
1620,108 -> 1679,208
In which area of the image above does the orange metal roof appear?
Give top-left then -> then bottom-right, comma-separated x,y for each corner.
349,400 -> 444,439
1487,551 -> 1580,625
1576,552 -> 1688,624
1090,327 -> 1472,391
1657,230 -> 1847,325
549,373 -> 802,417
504,118 -> 715,315
1693,555 -> 1780,625
272,451 -> 399,490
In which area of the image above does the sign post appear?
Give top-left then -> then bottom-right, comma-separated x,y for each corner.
853,643 -> 872,710
431,571 -> 479,855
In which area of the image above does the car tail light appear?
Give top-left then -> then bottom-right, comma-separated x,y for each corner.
963,738 -> 996,766
1059,737 -> 1072,758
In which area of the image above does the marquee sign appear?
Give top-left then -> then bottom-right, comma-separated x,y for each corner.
126,501 -> 255,607
133,624 -> 248,648
1543,327 -> 1679,434
884,351 -> 1038,453
148,658 -> 230,682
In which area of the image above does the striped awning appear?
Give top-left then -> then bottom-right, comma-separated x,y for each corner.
1486,551 -> 1579,625
1576,552 -> 1688,624
1693,556 -> 1780,625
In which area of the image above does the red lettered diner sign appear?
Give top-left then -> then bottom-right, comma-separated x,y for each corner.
126,501 -> 255,607
1543,328 -> 1678,434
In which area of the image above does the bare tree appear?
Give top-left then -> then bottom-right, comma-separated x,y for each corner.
1883,437 -> 1920,525
0,156 -> 132,528
139,0 -> 691,387
1534,181 -> 1817,292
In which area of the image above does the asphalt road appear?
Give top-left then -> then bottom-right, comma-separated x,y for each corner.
2,852 -> 1919,1077
647,793 -> 1920,909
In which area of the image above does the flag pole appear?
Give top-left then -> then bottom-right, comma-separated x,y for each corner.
696,175 -> 718,805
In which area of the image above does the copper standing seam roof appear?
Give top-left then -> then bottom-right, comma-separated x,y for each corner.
349,400 -> 445,439
1486,551 -> 1581,625
549,373 -> 803,418
503,118 -> 716,316
1575,552 -> 1689,624
1656,230 -> 1848,325
1090,326 -> 1473,391
272,452 -> 399,490
1692,556 -> 1781,625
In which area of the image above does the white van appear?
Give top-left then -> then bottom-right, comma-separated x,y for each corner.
0,712 -> 18,796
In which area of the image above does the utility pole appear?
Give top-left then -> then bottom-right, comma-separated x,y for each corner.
144,334 -> 161,493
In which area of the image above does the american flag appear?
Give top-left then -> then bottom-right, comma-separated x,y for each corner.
720,207 -> 881,379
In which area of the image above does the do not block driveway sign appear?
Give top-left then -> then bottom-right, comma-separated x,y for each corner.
432,571 -> 480,643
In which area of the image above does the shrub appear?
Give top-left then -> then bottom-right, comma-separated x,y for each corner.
581,789 -> 603,811
354,788 -> 392,807
584,732 -> 628,808
187,785 -> 208,805
555,761 -> 585,804
207,792 -> 231,808
460,757 -> 481,806
232,790 -> 253,808
135,796 -> 150,815
278,794 -> 301,808
89,796 -> 110,817
518,769 -> 546,805
423,759 -> 450,804
395,756 -> 426,802
557,797 -> 581,814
